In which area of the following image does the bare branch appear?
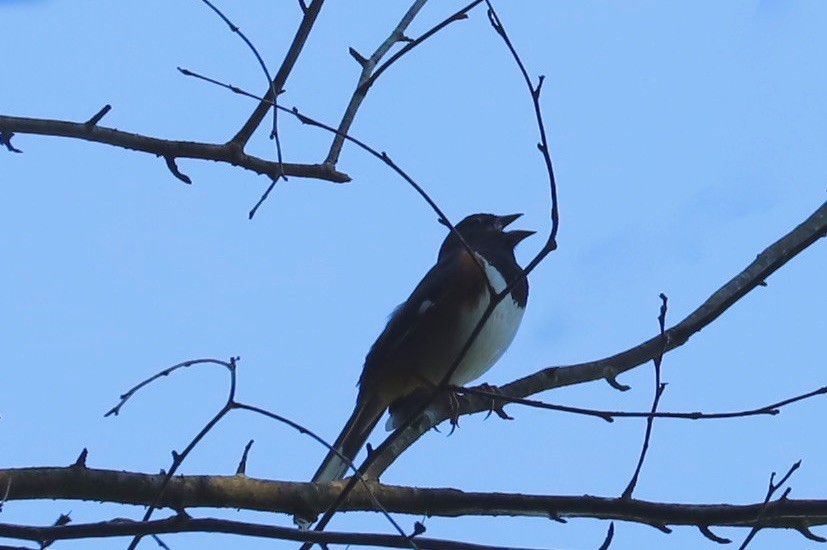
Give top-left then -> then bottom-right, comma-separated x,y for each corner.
0,114 -> 349,183
198,0 -> 286,194
359,1 -> 484,99
365,199 -> 827,478
454,383 -> 827,421
738,461 -> 802,549
231,0 -> 325,147
3,467 -> 827,533
0,516 -> 550,550
83,104 -> 111,127
325,0 -> 429,165
622,294 -> 669,499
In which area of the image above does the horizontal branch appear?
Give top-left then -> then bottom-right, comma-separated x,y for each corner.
365,198 -> 827,476
0,516 -> 538,550
3,466 -> 826,536
0,113 -> 349,183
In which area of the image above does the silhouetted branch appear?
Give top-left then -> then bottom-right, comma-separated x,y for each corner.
0,114 -> 349,183
104,356 -> 405,546
325,0 -> 484,165
622,294 -> 669,499
231,0 -> 324,147
3,467 -> 827,534
737,461 -> 816,548
0,516 -> 544,550
454,383 -> 827,422
365,199 -> 827,478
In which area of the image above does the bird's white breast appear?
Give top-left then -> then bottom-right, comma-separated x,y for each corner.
450,257 -> 524,386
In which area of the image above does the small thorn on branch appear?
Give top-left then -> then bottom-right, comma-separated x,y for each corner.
71,448 -> 89,468
164,155 -> 192,184
605,373 -> 631,392
547,510 -> 567,523
236,439 -> 254,475
795,523 -> 827,543
699,524 -> 731,544
248,178 -> 279,219
0,131 -> 23,153
597,522 -> 614,550
84,104 -> 112,127
349,47 -> 368,67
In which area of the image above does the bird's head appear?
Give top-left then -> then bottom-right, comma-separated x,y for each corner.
438,213 -> 534,258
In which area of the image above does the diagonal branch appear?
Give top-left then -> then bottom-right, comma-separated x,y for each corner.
324,0 -> 428,165
230,0 -> 325,147
0,114 -> 349,183
325,0 -> 482,166
364,198 -> 827,478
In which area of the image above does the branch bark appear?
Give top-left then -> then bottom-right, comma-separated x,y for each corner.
0,114 -> 349,183
3,466 -> 827,535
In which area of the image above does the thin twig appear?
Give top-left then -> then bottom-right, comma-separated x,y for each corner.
231,0 -> 324,147
198,0 -> 286,217
83,104 -> 111,127
454,383 -> 827,421
359,1 -> 484,98
233,403 -> 411,545
0,516 -> 553,550
104,358 -> 234,417
738,461 -> 802,549
106,354 -> 407,546
125,357 -> 240,550
325,0 -> 429,165
622,294 -> 669,499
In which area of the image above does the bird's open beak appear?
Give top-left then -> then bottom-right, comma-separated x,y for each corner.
499,213 -> 535,244
498,213 -> 523,228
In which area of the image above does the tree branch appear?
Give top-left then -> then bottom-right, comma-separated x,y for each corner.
325,0 -> 478,166
3,467 -> 827,534
365,198 -> 827,477
0,515 -> 544,550
0,114 -> 349,183
230,0 -> 325,147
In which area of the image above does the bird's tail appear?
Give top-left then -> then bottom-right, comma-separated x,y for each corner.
294,394 -> 386,528
311,393 -> 386,484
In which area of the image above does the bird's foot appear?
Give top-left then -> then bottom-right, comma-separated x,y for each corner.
468,382 -> 513,421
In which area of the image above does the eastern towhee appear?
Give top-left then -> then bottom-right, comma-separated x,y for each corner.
310,213 -> 533,485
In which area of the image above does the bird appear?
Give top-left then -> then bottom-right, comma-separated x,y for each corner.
310,212 -> 534,486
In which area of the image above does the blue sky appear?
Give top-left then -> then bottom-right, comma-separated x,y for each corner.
2,1 -> 826,549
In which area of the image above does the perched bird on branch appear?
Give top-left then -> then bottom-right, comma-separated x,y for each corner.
306,212 -> 533,510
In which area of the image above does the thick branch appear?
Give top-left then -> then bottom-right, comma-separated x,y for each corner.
0,114 -> 349,183
3,467 -> 827,533
366,198 -> 827,477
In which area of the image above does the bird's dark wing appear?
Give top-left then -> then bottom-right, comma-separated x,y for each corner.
359,249 -> 484,395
